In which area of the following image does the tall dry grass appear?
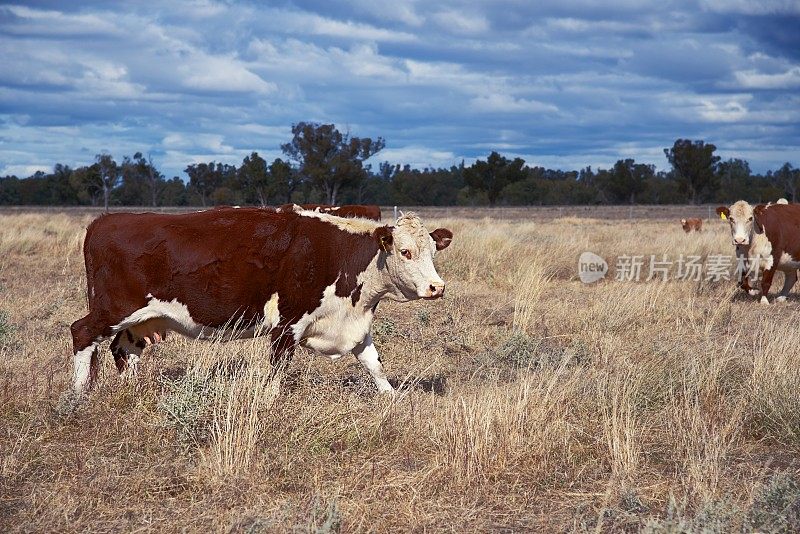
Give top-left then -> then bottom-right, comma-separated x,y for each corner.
2,209 -> 800,532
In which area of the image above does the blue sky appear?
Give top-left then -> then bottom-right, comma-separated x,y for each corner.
1,0 -> 799,179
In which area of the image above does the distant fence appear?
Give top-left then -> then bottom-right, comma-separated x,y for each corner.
383,205 -> 724,221
0,204 -> 727,222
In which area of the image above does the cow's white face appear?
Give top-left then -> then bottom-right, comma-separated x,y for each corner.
376,214 -> 453,302
718,201 -> 756,246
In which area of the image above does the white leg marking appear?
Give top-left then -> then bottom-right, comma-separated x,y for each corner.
126,353 -> 141,378
353,334 -> 393,393
73,343 -> 97,393
263,293 -> 281,332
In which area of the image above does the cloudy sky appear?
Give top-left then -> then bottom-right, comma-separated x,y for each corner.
1,0 -> 799,179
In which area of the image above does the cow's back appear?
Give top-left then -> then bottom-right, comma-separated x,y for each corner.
82,208 -> 298,327
756,204 -> 800,256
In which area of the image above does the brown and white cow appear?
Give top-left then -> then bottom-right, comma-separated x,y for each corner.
278,204 -> 381,221
716,201 -> 800,303
680,217 -> 703,233
70,208 -> 452,394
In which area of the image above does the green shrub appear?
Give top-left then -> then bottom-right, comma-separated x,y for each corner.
0,311 -> 13,344
371,318 -> 398,338
158,372 -> 215,446
475,330 -> 591,381
642,495 -> 738,534
746,473 -> 800,533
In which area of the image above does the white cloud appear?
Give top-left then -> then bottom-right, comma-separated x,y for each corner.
0,164 -> 51,177
663,93 -> 753,123
372,146 -> 458,169
544,17 -> 639,33
265,10 -> 417,42
346,0 -> 424,26
0,5 -> 121,36
699,0 -> 800,15
735,67 -> 800,89
470,93 -> 558,114
179,55 -> 274,94
432,10 -> 489,35
163,133 -> 235,154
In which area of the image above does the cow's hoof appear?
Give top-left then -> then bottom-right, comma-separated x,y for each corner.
776,296 -> 788,303
760,296 -> 770,305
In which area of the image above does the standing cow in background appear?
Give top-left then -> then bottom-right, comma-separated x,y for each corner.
716,201 -> 800,303
750,202 -> 800,303
70,208 -> 452,395
680,218 -> 703,233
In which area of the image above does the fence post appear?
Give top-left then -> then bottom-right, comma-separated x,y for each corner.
393,205 -> 397,220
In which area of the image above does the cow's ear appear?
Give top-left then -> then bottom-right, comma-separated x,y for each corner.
753,206 -> 766,234
715,206 -> 730,220
373,226 -> 394,252
430,228 -> 453,251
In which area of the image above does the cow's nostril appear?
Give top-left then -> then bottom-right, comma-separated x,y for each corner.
429,284 -> 437,294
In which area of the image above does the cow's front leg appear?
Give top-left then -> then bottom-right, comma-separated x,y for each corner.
760,261 -> 778,304
270,330 -> 296,369
776,269 -> 798,302
353,334 -> 393,393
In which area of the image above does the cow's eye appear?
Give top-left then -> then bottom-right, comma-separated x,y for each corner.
400,249 -> 412,259
748,216 -> 753,221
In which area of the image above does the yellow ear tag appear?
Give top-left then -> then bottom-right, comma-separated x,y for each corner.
720,212 -> 727,220
380,235 -> 391,251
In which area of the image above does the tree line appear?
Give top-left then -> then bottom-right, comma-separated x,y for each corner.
1,123 -> 798,207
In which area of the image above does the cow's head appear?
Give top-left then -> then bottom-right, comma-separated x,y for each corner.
373,213 -> 453,301
717,200 -> 757,246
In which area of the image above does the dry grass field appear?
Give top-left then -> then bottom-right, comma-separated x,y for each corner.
2,207 -> 800,532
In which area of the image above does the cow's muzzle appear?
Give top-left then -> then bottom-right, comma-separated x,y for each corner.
422,283 -> 445,299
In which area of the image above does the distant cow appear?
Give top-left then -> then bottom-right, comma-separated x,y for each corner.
70,209 -> 453,394
680,218 -> 703,233
278,204 -> 381,221
716,201 -> 799,303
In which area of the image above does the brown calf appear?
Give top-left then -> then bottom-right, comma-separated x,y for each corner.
680,218 -> 703,232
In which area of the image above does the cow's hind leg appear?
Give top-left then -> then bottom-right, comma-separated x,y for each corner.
776,270 -> 798,303
70,313 -> 107,394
